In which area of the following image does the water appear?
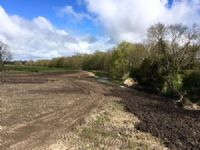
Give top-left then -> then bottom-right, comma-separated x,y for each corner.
95,77 -> 111,83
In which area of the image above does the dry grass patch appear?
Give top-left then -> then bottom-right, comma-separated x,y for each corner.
49,98 -> 168,150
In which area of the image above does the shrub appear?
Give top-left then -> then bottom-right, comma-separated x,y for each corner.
131,58 -> 166,93
182,71 -> 200,103
161,73 -> 183,98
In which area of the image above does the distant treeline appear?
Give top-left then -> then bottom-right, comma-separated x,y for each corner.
13,23 -> 200,103
14,42 -> 146,79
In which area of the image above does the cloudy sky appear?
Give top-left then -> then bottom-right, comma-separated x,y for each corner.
0,0 -> 200,60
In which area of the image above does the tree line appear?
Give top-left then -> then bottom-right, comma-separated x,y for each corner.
5,23 -> 200,103
26,42 -> 147,79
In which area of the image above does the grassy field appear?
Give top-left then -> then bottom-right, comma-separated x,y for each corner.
4,64 -> 75,73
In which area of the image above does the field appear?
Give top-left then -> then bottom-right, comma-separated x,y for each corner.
4,64 -> 73,73
0,69 -> 200,149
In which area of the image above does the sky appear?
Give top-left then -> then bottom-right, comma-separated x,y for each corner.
0,0 -> 200,60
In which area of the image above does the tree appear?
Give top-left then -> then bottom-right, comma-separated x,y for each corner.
0,41 -> 12,72
148,23 -> 200,102
182,71 -> 200,103
127,43 -> 146,69
131,58 -> 166,92
110,42 -> 130,79
110,42 -> 147,79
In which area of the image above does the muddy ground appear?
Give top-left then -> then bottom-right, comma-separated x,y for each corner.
0,71 -> 200,150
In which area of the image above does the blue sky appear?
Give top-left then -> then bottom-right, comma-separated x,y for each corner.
0,0 -> 100,35
0,0 -> 199,60
0,0 -> 174,32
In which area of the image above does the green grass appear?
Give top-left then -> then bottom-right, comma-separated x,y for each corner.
91,70 -> 109,77
4,64 -> 75,73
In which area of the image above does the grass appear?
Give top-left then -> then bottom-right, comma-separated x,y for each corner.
91,70 -> 109,77
80,127 -> 118,142
70,101 -> 167,149
4,64 -> 75,73
93,115 -> 110,126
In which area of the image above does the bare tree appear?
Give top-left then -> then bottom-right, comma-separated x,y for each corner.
0,41 -> 12,72
148,23 -> 200,102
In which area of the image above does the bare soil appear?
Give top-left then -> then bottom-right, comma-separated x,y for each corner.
49,99 -> 167,150
0,71 -> 200,150
0,72 -> 112,149
110,88 -> 200,150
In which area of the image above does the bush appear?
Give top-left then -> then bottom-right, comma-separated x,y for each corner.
131,58 -> 166,93
182,71 -> 200,103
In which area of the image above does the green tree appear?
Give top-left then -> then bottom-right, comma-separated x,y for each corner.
147,23 -> 200,101
110,42 -> 132,79
110,41 -> 146,79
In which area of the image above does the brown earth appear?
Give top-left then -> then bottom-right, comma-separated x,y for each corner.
0,71 -> 112,150
109,88 -> 200,150
0,71 -> 200,150
49,99 -> 167,150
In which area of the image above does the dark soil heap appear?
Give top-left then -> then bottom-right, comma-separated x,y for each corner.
110,88 -> 200,150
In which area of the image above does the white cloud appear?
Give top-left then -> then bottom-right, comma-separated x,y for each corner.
1,0 -> 199,60
0,6 -> 112,60
85,0 -> 200,43
60,5 -> 92,21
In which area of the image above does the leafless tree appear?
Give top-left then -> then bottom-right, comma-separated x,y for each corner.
0,41 -> 12,72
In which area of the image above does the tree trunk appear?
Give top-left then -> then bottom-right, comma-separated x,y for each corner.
0,53 -> 3,72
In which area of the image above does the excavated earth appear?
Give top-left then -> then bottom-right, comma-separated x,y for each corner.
110,89 -> 200,150
0,71 -> 200,150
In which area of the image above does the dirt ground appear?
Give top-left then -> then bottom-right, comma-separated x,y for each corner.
0,71 -> 200,150
110,89 -> 200,150
0,71 -> 112,149
48,99 -> 167,150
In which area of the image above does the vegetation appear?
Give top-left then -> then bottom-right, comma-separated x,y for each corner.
4,64 -> 72,73
145,23 -> 200,102
130,58 -> 166,93
72,101 -> 166,149
21,42 -> 146,80
182,71 -> 200,103
5,23 -> 200,103
0,41 -> 12,72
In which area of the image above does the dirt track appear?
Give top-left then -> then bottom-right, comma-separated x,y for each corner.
0,72 -> 200,150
